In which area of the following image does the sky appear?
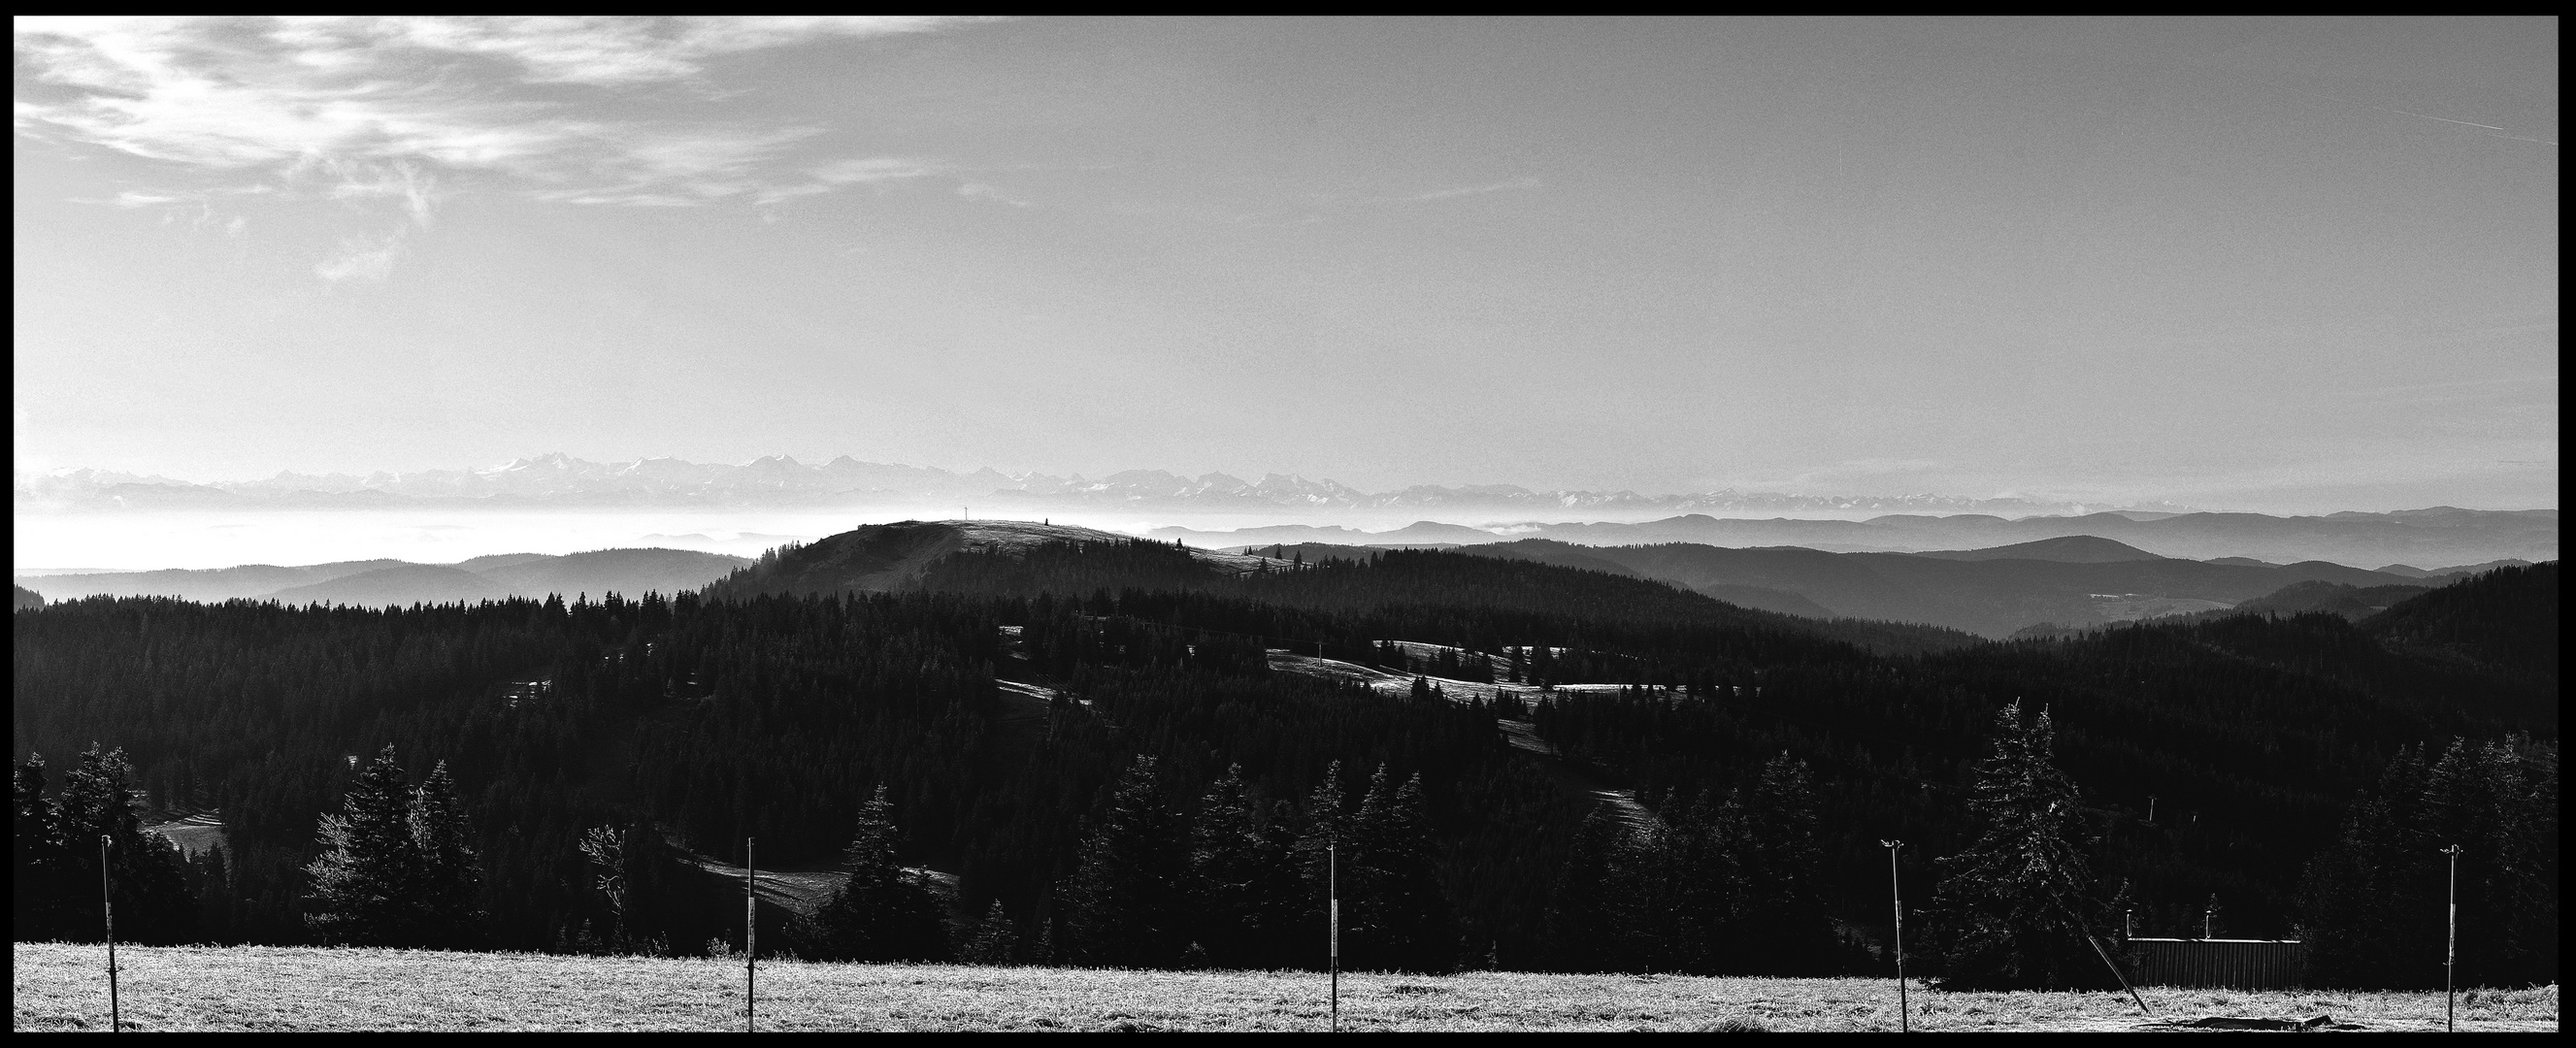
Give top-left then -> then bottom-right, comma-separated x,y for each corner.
12,16 -> 2559,513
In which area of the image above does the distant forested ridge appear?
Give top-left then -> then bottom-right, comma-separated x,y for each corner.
11,531 -> 2556,985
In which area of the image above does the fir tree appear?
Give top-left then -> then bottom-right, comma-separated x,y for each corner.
1540,808 -> 1627,972
1734,752 -> 1837,973
1347,767 -> 1453,972
306,746 -> 425,946
809,784 -> 948,962
1062,755 -> 1186,967
409,760 -> 485,949
962,899 -> 1020,965
53,745 -> 196,944
1928,703 -> 2107,990
14,753 -> 68,939
1667,788 -> 1749,975
2298,744 -> 2435,987
2301,737 -> 2559,988
1292,760 -> 1349,967
1183,764 -> 1267,967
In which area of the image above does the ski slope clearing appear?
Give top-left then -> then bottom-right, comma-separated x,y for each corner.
680,856 -> 960,917
1264,648 -> 1632,704
1264,649 -> 1656,833
13,944 -> 2556,1032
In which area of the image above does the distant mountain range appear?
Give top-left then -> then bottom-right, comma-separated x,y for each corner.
20,514 -> 2545,639
16,548 -> 747,607
1245,534 -> 2534,639
13,453 -> 2180,518
1164,508 -> 2558,572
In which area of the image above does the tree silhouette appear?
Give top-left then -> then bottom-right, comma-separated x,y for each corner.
1928,703 -> 2107,989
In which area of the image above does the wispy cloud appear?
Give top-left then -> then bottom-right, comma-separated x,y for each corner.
14,16 -> 1001,278
314,230 -> 408,283
752,156 -> 946,206
1408,176 -> 1541,202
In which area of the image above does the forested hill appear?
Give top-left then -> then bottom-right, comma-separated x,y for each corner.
2361,562 -> 2557,681
10,536 -> 2555,985
710,522 -> 1979,658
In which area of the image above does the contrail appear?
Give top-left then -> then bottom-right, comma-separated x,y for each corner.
2260,78 -> 2554,145
2382,108 -> 2506,131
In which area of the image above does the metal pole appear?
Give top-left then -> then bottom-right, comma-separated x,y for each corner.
745,837 -> 756,1033
102,835 -> 118,1033
1881,840 -> 1904,1032
1329,842 -> 1339,1033
2442,844 -> 2460,1032
2079,923 -> 2154,1016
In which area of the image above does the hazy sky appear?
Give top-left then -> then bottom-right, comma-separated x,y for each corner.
13,16 -> 2559,511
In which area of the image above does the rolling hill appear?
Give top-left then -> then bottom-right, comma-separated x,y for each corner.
1156,507 -> 2559,569
17,548 -> 748,607
1458,539 -> 2439,638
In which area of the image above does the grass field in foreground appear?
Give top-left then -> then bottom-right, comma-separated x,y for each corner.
11,943 -> 2559,1032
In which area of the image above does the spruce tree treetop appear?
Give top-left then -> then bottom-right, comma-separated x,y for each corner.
809,783 -> 948,963
1062,754 -> 1186,967
49,745 -> 197,944
305,745 -> 424,946
1929,702 -> 2106,990
410,759 -> 486,948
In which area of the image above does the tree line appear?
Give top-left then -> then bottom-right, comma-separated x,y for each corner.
11,553 -> 2556,987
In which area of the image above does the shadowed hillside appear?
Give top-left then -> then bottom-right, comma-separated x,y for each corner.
1467,539 -> 2440,638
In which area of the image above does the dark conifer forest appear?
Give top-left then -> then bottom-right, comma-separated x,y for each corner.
10,534 -> 2558,987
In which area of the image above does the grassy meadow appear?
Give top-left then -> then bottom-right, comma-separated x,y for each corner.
12,943 -> 2557,1032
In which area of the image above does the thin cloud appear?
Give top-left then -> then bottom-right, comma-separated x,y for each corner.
314,229 -> 408,283
1408,176 -> 1542,202
15,16 -> 1001,278
956,181 -> 1031,208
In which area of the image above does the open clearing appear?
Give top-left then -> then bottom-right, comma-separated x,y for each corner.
12,944 -> 2556,1032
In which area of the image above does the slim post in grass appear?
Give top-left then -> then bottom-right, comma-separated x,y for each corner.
745,836 -> 757,1033
101,834 -> 118,1034
2077,921 -> 2153,1016
1880,839 -> 1905,1032
1328,841 -> 1339,1033
2441,844 -> 2461,1032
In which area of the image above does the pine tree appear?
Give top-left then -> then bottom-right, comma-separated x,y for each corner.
1928,703 -> 2108,990
962,899 -> 1020,965
305,745 -> 425,946
809,784 -> 948,962
1062,755 -> 1187,967
409,760 -> 485,949
1183,764 -> 1266,967
1292,760 -> 1348,968
1540,808 -> 1627,971
14,753 -> 68,939
1734,752 -> 1837,973
1668,788 -> 1749,974
2299,744 -> 2434,987
1246,800 -> 1309,968
54,745 -> 196,945
1347,767 -> 1453,972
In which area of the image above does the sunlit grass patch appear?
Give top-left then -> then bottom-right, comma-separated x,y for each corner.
10,943 -> 2559,1032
